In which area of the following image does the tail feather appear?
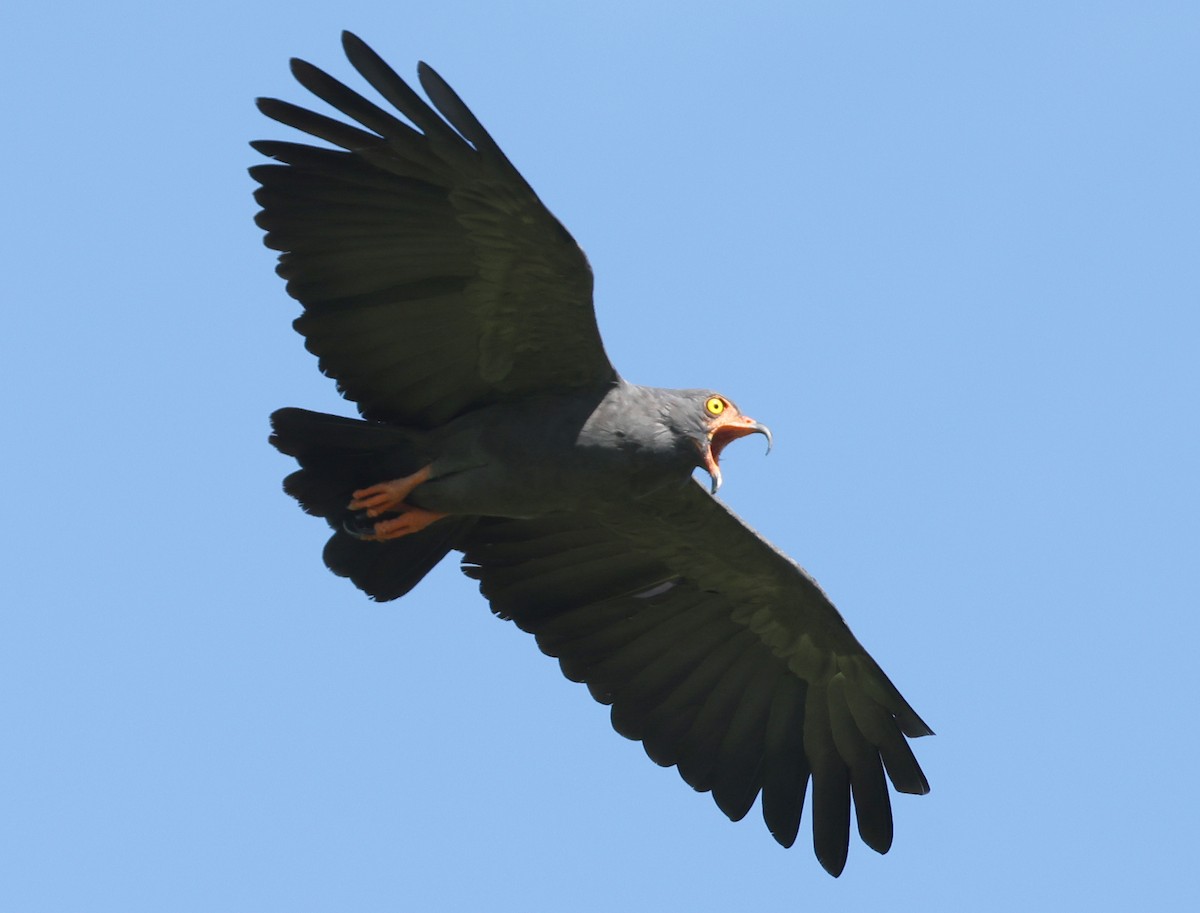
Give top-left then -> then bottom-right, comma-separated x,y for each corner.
323,517 -> 477,601
269,407 -> 473,600
270,407 -> 418,458
270,407 -> 426,520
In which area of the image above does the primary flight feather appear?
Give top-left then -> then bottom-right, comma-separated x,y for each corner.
254,31 -> 931,876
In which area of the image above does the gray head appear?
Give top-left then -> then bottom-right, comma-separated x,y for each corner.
656,389 -> 773,493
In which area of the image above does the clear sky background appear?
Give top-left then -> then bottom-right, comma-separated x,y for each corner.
3,2 -> 1197,910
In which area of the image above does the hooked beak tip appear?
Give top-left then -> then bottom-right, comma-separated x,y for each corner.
757,423 -> 773,456
740,421 -> 772,457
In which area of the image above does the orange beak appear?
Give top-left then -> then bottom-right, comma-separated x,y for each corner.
702,412 -> 772,493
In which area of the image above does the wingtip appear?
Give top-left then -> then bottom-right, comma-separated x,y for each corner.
340,31 -> 381,74
254,96 -> 292,120
416,60 -> 443,88
288,56 -> 317,80
817,850 -> 847,878
903,712 -> 936,739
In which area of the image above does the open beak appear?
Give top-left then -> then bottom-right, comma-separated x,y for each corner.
702,415 -> 772,493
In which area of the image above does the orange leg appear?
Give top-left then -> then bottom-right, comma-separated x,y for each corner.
361,505 -> 449,541
349,465 -> 434,517
347,465 -> 447,540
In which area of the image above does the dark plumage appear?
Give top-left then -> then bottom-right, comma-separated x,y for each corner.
254,32 -> 931,876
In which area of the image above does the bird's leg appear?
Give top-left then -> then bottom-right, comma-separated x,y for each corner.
362,505 -> 448,541
347,465 -> 448,541
349,465 -> 434,517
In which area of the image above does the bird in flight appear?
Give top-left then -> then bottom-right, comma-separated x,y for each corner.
252,32 -> 931,876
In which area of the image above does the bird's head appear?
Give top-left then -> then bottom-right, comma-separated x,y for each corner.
673,391 -> 772,493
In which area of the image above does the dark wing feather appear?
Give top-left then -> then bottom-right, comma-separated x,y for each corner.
458,482 -> 931,876
252,32 -> 616,428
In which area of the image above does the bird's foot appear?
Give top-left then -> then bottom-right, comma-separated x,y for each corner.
349,465 -> 433,517
359,505 -> 448,541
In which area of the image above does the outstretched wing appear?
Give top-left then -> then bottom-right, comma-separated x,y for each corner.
252,32 -> 616,428
458,481 -> 931,877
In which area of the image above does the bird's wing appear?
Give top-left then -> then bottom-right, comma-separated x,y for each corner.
457,480 -> 931,877
252,32 -> 616,427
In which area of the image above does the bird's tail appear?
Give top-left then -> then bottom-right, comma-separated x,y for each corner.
269,407 -> 475,600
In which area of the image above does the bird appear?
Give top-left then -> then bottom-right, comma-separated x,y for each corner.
252,31 -> 932,876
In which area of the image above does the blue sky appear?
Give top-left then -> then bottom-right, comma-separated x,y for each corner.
4,1 -> 1198,909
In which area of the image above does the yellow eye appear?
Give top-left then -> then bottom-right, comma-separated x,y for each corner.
705,396 -> 726,416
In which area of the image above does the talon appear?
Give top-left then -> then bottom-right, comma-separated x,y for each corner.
342,514 -> 379,539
